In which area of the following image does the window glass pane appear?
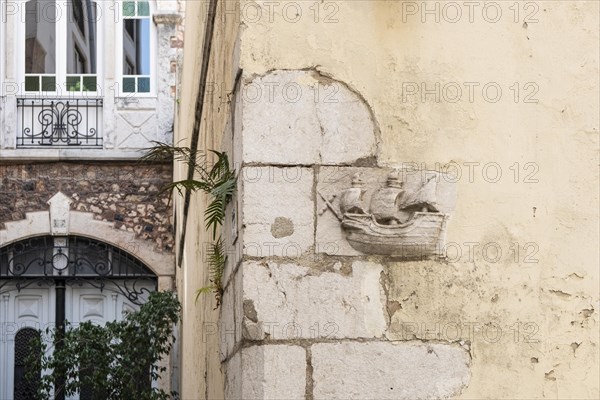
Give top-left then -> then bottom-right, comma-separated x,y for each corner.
82,76 -> 97,91
41,76 -> 56,91
25,76 -> 40,91
122,18 -> 150,76
25,0 -> 56,74
66,76 -> 81,91
67,1 -> 97,74
123,77 -> 136,92
137,77 -> 150,93
123,1 -> 135,16
138,1 -> 150,16
72,0 -> 85,33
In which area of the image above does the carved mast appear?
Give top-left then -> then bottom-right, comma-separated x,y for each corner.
369,170 -> 407,225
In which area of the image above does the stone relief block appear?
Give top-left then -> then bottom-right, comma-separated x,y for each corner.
316,167 -> 457,257
241,166 -> 314,258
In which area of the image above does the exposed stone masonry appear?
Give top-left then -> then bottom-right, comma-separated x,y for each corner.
0,162 -> 174,252
220,70 -> 470,399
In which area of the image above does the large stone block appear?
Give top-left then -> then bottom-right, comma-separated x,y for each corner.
238,345 -> 306,400
242,261 -> 387,340
311,341 -> 470,399
241,166 -> 314,257
241,70 -> 378,165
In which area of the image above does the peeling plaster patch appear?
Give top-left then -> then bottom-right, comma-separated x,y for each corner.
580,308 -> 594,318
270,217 -> 294,238
549,289 -> 572,298
387,300 -> 402,316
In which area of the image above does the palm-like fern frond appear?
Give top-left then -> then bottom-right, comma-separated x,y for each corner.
195,236 -> 226,307
145,142 -> 236,307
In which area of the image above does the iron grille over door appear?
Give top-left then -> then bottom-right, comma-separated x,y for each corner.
0,236 -> 156,304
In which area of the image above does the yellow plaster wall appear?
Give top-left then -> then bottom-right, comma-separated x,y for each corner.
174,0 -> 240,398
236,1 -> 599,398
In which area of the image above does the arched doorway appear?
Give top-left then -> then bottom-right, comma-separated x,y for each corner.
0,235 -> 157,400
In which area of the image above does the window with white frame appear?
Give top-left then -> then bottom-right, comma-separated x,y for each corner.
22,0 -> 100,94
120,1 -> 152,93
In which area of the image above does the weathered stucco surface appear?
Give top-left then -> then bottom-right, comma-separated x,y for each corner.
232,1 -> 599,398
173,0 -> 240,397
177,0 -> 599,398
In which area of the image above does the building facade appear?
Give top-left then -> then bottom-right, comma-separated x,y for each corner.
174,1 -> 599,399
0,0 -> 183,398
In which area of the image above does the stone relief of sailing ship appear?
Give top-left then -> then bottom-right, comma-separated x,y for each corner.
321,171 -> 449,257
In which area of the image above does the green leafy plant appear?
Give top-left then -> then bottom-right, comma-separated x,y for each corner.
26,291 -> 181,400
195,236 -> 226,305
142,141 -> 236,305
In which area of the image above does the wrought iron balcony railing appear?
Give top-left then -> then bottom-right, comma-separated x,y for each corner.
16,98 -> 103,148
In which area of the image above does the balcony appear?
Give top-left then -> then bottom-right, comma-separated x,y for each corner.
16,98 -> 103,148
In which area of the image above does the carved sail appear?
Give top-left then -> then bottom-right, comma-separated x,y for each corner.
369,170 -> 408,224
369,187 -> 405,223
399,176 -> 439,213
340,187 -> 367,214
339,173 -> 367,215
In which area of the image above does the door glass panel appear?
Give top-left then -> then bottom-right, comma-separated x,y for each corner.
14,328 -> 42,400
25,0 -> 56,74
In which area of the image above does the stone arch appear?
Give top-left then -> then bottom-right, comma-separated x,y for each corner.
0,209 -> 174,279
241,69 -> 381,165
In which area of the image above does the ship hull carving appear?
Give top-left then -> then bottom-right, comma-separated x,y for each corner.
341,212 -> 448,257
